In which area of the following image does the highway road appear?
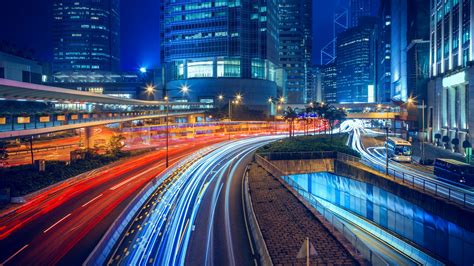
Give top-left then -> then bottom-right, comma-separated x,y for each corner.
344,120 -> 474,207
0,136 -> 230,265
105,136 -> 282,265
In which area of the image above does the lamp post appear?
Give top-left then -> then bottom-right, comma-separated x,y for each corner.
163,85 -> 189,168
164,96 -> 169,168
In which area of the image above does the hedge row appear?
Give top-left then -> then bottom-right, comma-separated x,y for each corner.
0,152 -> 130,197
257,134 -> 360,157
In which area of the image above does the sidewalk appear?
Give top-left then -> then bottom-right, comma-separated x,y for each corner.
248,163 -> 357,265
411,139 -> 466,163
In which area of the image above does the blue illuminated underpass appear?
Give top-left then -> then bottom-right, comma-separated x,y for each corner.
286,172 -> 474,265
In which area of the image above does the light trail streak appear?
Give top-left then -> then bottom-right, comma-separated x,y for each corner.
106,136 -> 283,266
344,120 -> 473,206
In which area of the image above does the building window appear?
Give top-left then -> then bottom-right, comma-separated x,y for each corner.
187,60 -> 213,78
22,71 -> 31,83
0,67 -> 4,79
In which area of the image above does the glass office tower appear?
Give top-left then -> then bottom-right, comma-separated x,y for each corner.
336,17 -> 377,103
161,0 -> 280,111
278,0 -> 312,104
52,0 -> 120,73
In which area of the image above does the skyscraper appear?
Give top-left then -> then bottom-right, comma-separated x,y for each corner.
321,63 -> 337,104
336,17 -> 377,103
375,0 -> 391,103
161,0 -> 280,111
389,0 -> 430,102
350,0 -> 376,27
52,0 -> 120,73
428,0 -> 473,154
278,0 -> 312,104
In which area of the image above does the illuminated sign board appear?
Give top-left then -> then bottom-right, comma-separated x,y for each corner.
442,71 -> 466,87
367,85 -> 375,103
17,117 -> 30,124
39,116 -> 50,123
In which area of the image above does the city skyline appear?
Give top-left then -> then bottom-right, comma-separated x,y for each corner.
0,0 -> 345,70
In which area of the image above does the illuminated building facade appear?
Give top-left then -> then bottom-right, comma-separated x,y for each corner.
161,0 -> 280,111
350,0 -> 377,27
336,17 -> 377,103
52,0 -> 120,73
321,63 -> 337,104
428,0 -> 474,153
278,0 -> 312,104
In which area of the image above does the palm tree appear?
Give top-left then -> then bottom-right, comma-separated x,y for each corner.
313,103 -> 330,134
325,107 -> 347,140
283,107 -> 298,137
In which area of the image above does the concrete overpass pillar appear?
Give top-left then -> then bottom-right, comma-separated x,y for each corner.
82,127 -> 92,150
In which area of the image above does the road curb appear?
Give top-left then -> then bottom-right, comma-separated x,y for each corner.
242,165 -> 273,266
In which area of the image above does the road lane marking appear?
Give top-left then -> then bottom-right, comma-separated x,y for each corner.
177,219 -> 190,253
43,213 -> 72,233
2,244 -> 29,265
81,194 -> 103,208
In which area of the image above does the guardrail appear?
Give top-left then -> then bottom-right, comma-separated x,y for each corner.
8,144 -> 78,155
337,153 -> 474,209
259,151 -> 338,161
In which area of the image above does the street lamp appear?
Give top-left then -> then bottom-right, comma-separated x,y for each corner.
162,85 -> 189,168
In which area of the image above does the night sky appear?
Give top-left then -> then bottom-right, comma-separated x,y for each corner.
0,0 -> 348,70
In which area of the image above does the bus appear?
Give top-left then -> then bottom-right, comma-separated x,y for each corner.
386,137 -> 412,162
434,158 -> 474,186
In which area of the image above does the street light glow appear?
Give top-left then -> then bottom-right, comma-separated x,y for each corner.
145,84 -> 155,94
140,67 -> 147,73
218,94 -> 224,100
181,85 -> 189,94
279,96 -> 285,103
268,97 -> 273,103
235,94 -> 242,101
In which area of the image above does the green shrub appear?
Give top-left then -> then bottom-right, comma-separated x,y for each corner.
0,151 -> 136,197
257,133 -> 360,157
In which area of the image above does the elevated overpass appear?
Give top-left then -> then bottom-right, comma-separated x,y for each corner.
0,79 -> 208,138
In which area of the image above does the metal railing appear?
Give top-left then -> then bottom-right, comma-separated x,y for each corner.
337,153 -> 474,209
280,175 -> 389,266
259,151 -> 338,161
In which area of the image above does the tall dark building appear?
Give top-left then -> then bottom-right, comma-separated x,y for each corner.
278,0 -> 312,104
390,0 -> 429,102
350,0 -> 377,27
336,17 -> 377,103
375,0 -> 392,103
321,63 -> 337,104
161,0 -> 280,111
52,0 -> 120,73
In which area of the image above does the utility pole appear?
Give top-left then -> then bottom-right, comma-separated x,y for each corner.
421,99 -> 425,163
29,136 -> 34,165
165,98 -> 169,168
385,126 -> 389,175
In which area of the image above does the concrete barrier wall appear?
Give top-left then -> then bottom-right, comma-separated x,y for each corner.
271,159 -> 334,174
334,160 -> 474,231
243,167 -> 273,266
